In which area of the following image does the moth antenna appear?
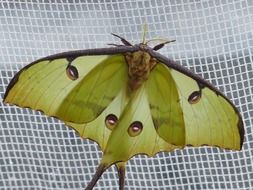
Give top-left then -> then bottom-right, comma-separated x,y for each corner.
111,33 -> 132,46
141,23 -> 148,44
152,39 -> 176,51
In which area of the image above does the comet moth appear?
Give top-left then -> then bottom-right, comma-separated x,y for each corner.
3,29 -> 244,189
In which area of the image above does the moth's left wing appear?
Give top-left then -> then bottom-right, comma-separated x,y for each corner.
3,53 -> 128,124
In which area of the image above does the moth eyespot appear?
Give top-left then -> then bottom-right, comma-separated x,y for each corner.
105,114 -> 118,130
188,91 -> 201,104
66,65 -> 79,80
128,121 -> 143,137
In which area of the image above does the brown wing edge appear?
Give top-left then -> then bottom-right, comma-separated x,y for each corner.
3,46 -> 139,102
148,50 -> 244,150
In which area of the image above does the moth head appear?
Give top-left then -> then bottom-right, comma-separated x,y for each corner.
110,27 -> 176,51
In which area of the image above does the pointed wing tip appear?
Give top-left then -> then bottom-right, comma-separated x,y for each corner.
238,116 -> 245,150
3,84 -> 14,101
2,99 -> 14,107
3,58 -> 48,104
2,97 -> 7,104
4,68 -> 25,101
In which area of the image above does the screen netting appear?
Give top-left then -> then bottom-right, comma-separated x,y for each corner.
0,1 -> 253,189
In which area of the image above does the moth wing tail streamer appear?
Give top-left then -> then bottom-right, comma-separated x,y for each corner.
116,162 -> 127,190
84,161 -> 126,190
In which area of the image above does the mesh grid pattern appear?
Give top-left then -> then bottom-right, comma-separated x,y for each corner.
0,1 -> 253,189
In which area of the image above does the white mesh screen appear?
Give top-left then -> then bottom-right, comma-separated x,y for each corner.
1,1 -> 253,189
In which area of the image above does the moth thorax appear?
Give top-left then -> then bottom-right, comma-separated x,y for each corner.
125,51 -> 157,90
